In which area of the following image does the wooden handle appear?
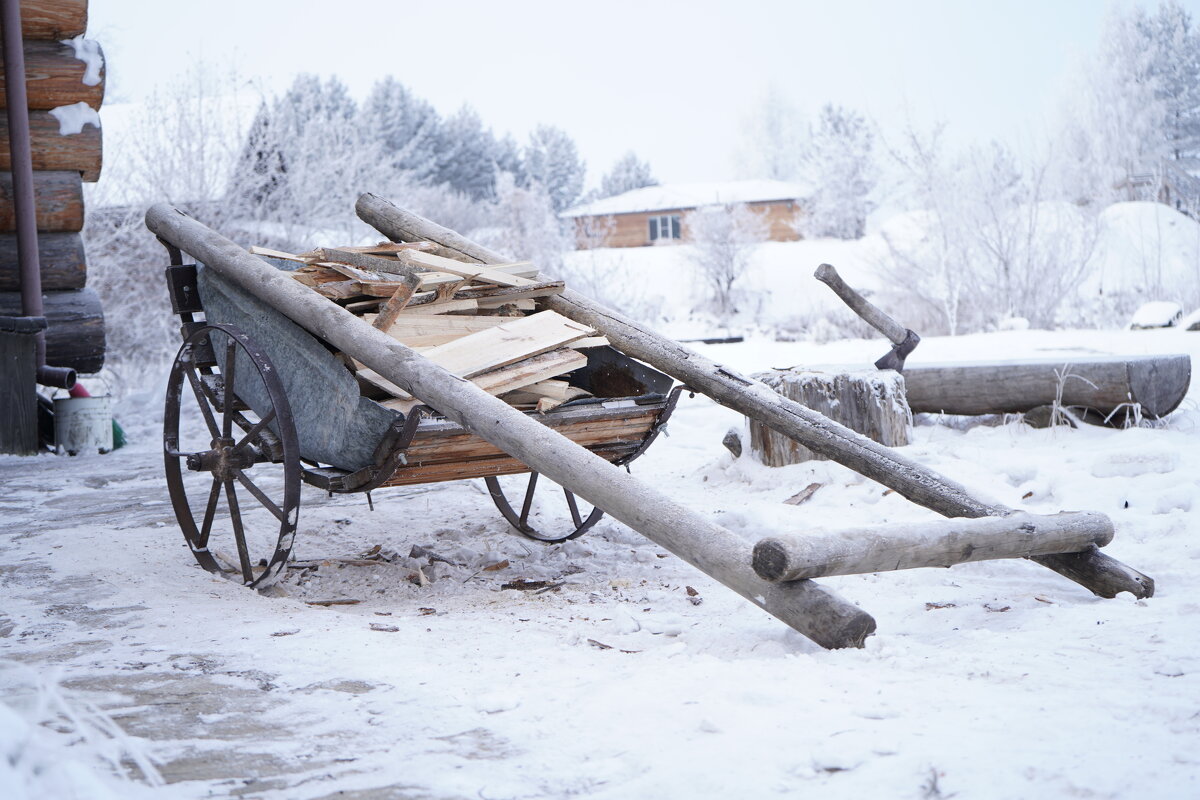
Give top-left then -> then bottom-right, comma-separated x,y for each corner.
814,263 -> 908,345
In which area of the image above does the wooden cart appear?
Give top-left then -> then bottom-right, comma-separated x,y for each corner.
159,243 -> 680,588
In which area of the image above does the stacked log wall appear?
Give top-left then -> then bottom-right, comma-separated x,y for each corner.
0,0 -> 104,375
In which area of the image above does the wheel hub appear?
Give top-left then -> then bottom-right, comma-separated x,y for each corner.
186,438 -> 256,480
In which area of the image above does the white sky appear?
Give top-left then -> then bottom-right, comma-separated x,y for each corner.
88,0 -> 1199,188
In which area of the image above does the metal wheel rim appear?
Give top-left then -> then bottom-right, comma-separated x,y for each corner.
485,473 -> 604,544
163,323 -> 301,587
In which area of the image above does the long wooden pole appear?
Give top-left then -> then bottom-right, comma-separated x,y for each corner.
354,193 -> 1154,600
145,203 -> 876,650
753,511 -> 1114,581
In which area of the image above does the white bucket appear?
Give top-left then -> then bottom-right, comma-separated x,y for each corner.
54,396 -> 113,455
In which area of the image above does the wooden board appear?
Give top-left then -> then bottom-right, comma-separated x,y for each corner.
399,250 -> 535,288
416,311 -> 592,379
0,170 -> 84,232
18,1 -> 87,40
0,40 -> 105,110
0,231 -> 85,290
373,312 -> 512,338
471,348 -> 588,396
0,111 -> 102,181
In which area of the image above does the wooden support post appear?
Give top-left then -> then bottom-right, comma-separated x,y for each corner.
0,314 -> 45,454
145,203 -> 877,650
753,511 -> 1115,582
353,194 -> 1155,601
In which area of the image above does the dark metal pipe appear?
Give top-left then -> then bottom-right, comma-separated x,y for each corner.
1,0 -> 73,389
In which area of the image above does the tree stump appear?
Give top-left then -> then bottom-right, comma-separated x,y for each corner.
750,368 -> 911,466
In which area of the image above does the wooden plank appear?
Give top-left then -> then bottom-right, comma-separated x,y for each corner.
417,311 -> 593,379
0,170 -> 83,232
399,250 -> 535,288
0,231 -> 85,290
371,312 -> 511,338
316,248 -> 426,282
250,246 -> 313,263
398,297 -> 477,315
505,379 -> 590,403
18,1 -> 88,40
0,111 -> 102,181
418,262 -> 539,290
476,298 -> 536,311
471,348 -> 588,396
0,40 -> 104,110
454,281 -> 564,303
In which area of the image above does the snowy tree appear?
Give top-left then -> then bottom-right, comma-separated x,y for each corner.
735,84 -> 804,180
360,77 -> 445,183
1138,1 -> 1200,161
494,133 -> 525,185
481,173 -> 572,275
799,104 -> 877,239
598,151 -> 657,198
684,203 -> 768,318
434,106 -> 499,201
524,124 -> 585,212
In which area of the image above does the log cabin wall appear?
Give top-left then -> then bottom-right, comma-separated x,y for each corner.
0,0 -> 104,373
572,198 -> 803,249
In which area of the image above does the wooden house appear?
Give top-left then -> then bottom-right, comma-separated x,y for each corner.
562,180 -> 809,249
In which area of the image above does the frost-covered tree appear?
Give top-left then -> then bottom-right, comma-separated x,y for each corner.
799,104 -> 877,239
360,77 -> 444,183
736,84 -> 804,180
598,151 -> 657,198
435,106 -> 499,201
480,173 -> 571,275
684,203 -> 768,318
494,133 -> 525,185
524,125 -> 585,212
1138,1 -> 1200,161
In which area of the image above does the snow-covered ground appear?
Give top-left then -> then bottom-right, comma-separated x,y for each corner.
3,323 -> 1200,799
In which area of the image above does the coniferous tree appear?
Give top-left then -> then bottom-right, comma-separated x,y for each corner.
435,106 -> 499,201
598,151 -> 657,198
524,124 -> 585,212
360,77 -> 445,183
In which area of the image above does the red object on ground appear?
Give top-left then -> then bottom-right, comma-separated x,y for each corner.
69,383 -> 91,398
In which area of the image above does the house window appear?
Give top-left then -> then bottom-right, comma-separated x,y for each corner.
648,214 -> 681,242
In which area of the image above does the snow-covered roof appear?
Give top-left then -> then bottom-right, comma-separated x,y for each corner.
561,179 -> 811,218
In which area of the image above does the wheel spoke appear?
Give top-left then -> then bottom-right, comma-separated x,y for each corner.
234,408 -> 277,452
224,480 -> 254,583
222,338 -> 238,438
519,472 -> 539,526
183,364 -> 221,440
564,489 -> 583,528
197,476 -> 222,549
234,469 -> 287,523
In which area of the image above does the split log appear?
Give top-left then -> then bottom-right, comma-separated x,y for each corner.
354,194 -> 1154,601
903,356 -> 1191,420
753,511 -> 1114,582
0,286 -> 103,373
0,110 -> 101,181
750,368 -> 910,465
17,0 -> 87,39
0,170 -> 84,231
0,40 -> 104,110
146,202 -> 877,651
0,231 -> 85,290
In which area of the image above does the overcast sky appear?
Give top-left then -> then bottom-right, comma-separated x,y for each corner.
88,0 -> 1197,188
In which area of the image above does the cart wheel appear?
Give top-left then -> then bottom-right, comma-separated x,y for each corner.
485,472 -> 604,543
163,324 -> 300,588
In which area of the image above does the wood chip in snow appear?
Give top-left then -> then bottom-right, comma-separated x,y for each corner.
483,560 -> 510,572
370,623 -> 399,633
783,483 -> 822,506
305,599 -> 361,606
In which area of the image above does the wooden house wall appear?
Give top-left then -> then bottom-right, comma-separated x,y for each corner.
573,199 -> 803,249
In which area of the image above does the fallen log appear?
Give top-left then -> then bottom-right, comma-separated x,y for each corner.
753,511 -> 1114,582
0,110 -> 101,181
0,286 -> 103,372
16,0 -> 87,40
0,39 -> 104,110
146,203 -> 876,650
0,170 -> 84,231
902,356 -> 1191,420
355,193 -> 1154,601
0,231 -> 85,290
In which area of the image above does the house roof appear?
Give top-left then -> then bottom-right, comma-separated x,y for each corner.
561,179 -> 811,218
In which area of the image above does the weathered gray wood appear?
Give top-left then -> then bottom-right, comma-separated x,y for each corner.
146,203 -> 877,650
753,511 -> 1114,581
750,368 -> 910,465
0,315 -> 45,454
903,356 -> 1191,420
353,194 -> 1155,601
0,231 -> 85,290
0,287 -> 103,373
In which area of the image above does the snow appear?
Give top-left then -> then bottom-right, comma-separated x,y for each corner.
61,36 -> 104,87
4,324 -> 1200,798
49,102 -> 101,136
1130,301 -> 1184,329
561,179 -> 812,218
1087,202 -> 1200,302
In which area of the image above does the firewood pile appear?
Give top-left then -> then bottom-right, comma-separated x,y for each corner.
248,243 -> 607,414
